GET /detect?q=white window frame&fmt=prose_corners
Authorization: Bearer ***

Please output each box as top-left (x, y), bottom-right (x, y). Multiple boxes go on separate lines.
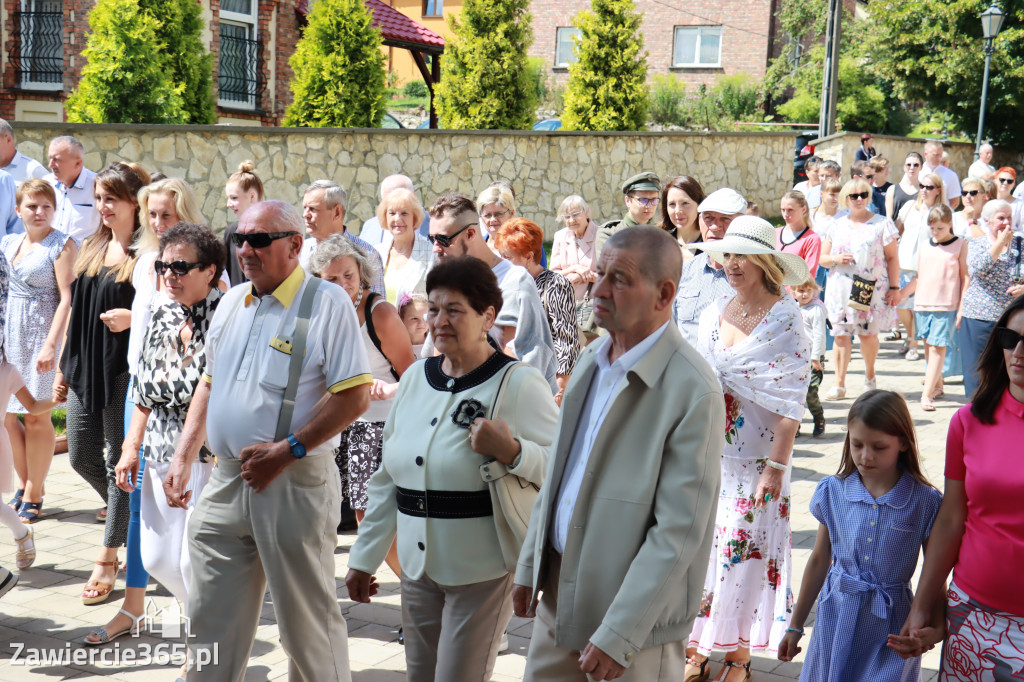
top-left (554, 27), bottom-right (580, 68)
top-left (423, 0), bottom-right (443, 17)
top-left (218, 0), bottom-right (259, 110)
top-left (672, 26), bottom-right (722, 68)
top-left (19, 0), bottom-right (63, 91)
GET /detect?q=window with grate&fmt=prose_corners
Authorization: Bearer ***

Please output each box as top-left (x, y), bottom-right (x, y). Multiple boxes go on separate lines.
top-left (14, 0), bottom-right (63, 90)
top-left (672, 26), bottom-right (722, 68)
top-left (218, 0), bottom-right (263, 109)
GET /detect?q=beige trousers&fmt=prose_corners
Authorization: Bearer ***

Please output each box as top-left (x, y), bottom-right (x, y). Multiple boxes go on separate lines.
top-left (523, 551), bottom-right (686, 682)
top-left (186, 453), bottom-right (351, 682)
top-left (400, 570), bottom-right (514, 682)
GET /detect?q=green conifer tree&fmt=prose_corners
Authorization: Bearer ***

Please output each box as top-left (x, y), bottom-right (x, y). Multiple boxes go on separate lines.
top-left (142, 0), bottom-right (217, 124)
top-left (434, 0), bottom-right (535, 130)
top-left (562, 0), bottom-right (649, 131)
top-left (284, 0), bottom-right (387, 128)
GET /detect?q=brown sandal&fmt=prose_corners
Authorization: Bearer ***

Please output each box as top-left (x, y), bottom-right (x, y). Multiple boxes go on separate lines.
top-left (685, 655), bottom-right (711, 682)
top-left (722, 660), bottom-right (752, 682)
top-left (82, 560), bottom-right (120, 605)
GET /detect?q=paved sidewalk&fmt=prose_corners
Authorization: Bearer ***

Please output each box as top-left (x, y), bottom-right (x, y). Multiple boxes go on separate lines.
top-left (1, 338), bottom-right (954, 681)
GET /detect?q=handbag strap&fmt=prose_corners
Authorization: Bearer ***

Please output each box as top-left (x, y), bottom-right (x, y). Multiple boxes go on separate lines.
top-left (479, 361), bottom-right (522, 481)
top-left (581, 281), bottom-right (593, 302)
top-left (274, 276), bottom-right (322, 442)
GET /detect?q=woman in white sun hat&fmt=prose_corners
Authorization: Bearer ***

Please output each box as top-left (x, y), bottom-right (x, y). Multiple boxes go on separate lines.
top-left (684, 215), bottom-right (812, 682)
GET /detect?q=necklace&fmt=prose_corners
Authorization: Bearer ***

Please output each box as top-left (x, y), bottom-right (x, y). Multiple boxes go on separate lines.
top-left (728, 297), bottom-right (770, 334)
top-left (354, 288), bottom-right (364, 309)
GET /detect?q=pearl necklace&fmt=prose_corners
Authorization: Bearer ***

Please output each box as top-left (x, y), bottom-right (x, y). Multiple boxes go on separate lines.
top-left (728, 297), bottom-right (770, 334)
top-left (354, 288), bottom-right (364, 309)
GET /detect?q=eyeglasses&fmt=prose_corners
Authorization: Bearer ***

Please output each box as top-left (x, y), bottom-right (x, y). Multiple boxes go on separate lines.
top-left (480, 210), bottom-right (508, 221)
top-left (998, 178), bottom-right (1016, 184)
top-left (230, 231), bottom-right (299, 248)
top-left (562, 210), bottom-right (585, 221)
top-left (847, 192), bottom-right (871, 200)
top-left (919, 185), bottom-right (938, 191)
top-left (629, 196), bottom-right (660, 207)
top-left (963, 190), bottom-right (981, 197)
top-left (154, 260), bottom-right (204, 277)
top-left (994, 327), bottom-right (1024, 351)
top-left (905, 162), bottom-right (921, 168)
top-left (427, 223), bottom-right (475, 248)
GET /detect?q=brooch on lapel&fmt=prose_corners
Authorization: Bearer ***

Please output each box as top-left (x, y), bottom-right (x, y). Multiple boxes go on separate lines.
top-left (451, 399), bottom-right (486, 429)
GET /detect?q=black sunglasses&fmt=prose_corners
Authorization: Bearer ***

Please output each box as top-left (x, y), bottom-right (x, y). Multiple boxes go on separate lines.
top-left (999, 178), bottom-right (1016, 184)
top-left (230, 231), bottom-right (300, 248)
top-left (848, 192), bottom-right (871, 200)
top-left (427, 223), bottom-right (475, 248)
top-left (859, 174), bottom-right (875, 180)
top-left (155, 260), bottom-right (204, 277)
top-left (963, 190), bottom-right (981, 196)
top-left (905, 162), bottom-right (921, 168)
top-left (919, 185), bottom-right (939, 191)
top-left (994, 327), bottom-right (1024, 351)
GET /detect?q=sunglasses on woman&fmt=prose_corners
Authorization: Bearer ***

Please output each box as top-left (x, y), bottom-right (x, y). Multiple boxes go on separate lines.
top-left (229, 231), bottom-right (300, 248)
top-left (919, 185), bottom-right (938, 191)
top-left (847, 192), bottom-right (871, 200)
top-left (963, 190), bottom-right (981, 196)
top-left (154, 260), bottom-right (205, 277)
top-left (994, 327), bottom-right (1024, 351)
top-left (905, 162), bottom-right (921, 168)
top-left (998, 178), bottom-right (1016, 184)
top-left (427, 222), bottom-right (475, 248)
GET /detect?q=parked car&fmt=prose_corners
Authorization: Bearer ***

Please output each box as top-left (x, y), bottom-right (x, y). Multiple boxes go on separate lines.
top-left (533, 118), bottom-right (562, 131)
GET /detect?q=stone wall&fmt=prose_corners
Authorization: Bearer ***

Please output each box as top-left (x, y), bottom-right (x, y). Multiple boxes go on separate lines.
top-left (11, 122), bottom-right (809, 235)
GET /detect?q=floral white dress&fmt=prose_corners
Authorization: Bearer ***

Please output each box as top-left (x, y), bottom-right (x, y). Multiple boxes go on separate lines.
top-left (688, 295), bottom-right (811, 655)
top-left (822, 214), bottom-right (899, 332)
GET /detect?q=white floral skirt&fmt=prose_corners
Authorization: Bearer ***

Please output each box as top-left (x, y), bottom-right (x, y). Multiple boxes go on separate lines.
top-left (941, 577), bottom-right (1024, 681)
top-left (688, 455), bottom-right (793, 655)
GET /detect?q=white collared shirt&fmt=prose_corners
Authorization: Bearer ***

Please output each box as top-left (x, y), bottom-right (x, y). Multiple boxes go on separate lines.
top-left (2, 149), bottom-right (48, 185)
top-left (550, 320), bottom-right (671, 553)
top-left (46, 168), bottom-right (99, 244)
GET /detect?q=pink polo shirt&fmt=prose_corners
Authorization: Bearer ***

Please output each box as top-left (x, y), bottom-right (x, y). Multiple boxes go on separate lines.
top-left (945, 390), bottom-right (1024, 616)
top-left (776, 226), bottom-right (822, 277)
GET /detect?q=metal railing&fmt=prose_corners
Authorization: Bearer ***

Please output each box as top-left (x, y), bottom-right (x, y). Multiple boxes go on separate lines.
top-left (8, 1), bottom-right (64, 89)
top-left (218, 28), bottom-right (265, 109)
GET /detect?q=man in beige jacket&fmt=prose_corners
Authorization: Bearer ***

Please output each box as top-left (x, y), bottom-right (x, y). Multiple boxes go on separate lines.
top-left (513, 226), bottom-right (725, 681)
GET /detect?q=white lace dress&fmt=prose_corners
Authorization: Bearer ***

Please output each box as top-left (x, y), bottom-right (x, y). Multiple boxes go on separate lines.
top-left (688, 295), bottom-right (811, 655)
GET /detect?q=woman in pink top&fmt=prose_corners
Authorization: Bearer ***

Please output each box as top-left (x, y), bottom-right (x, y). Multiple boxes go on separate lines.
top-left (549, 194), bottom-right (598, 301)
top-left (777, 190), bottom-right (821, 277)
top-left (896, 295), bottom-right (1024, 678)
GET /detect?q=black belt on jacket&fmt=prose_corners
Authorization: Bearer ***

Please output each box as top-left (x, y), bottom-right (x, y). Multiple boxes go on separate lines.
top-left (396, 487), bottom-right (494, 519)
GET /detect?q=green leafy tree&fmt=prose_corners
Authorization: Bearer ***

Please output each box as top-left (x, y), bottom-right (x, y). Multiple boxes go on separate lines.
top-left (143, 0), bottom-right (216, 123)
top-left (562, 0), bottom-right (649, 131)
top-left (284, 0), bottom-right (387, 127)
top-left (67, 0), bottom-right (188, 123)
top-left (870, 0), bottom-right (1024, 147)
top-left (434, 0), bottom-right (535, 130)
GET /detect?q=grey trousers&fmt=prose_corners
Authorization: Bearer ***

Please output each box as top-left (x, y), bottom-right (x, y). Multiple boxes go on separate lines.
top-left (400, 570), bottom-right (514, 682)
top-left (522, 551), bottom-right (686, 682)
top-left (186, 453), bottom-right (351, 682)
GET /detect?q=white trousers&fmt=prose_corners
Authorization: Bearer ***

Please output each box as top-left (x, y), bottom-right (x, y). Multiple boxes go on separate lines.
top-left (140, 458), bottom-right (213, 617)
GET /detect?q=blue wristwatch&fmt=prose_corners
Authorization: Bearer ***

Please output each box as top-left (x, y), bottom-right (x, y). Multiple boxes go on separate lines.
top-left (286, 434), bottom-right (307, 459)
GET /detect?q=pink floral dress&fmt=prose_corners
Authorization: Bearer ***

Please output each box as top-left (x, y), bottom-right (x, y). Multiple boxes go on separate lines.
top-left (688, 295), bottom-right (811, 656)
top-left (822, 214), bottom-right (899, 331)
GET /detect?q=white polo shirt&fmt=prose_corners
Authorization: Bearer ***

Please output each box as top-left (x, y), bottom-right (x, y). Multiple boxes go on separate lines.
top-left (46, 168), bottom-right (99, 244)
top-left (2, 149), bottom-right (48, 185)
top-left (203, 265), bottom-right (373, 459)
top-left (923, 163), bottom-right (962, 203)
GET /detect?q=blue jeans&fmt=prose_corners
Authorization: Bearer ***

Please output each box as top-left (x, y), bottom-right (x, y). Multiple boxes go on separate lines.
top-left (961, 317), bottom-right (996, 400)
top-left (123, 378), bottom-right (149, 590)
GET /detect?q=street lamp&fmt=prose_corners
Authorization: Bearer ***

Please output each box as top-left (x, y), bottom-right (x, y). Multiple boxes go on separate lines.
top-left (975, 3), bottom-right (1006, 159)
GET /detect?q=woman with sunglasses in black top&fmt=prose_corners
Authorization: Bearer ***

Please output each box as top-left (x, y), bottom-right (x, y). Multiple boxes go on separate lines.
top-left (885, 152), bottom-right (923, 225)
top-left (992, 167), bottom-right (1023, 232)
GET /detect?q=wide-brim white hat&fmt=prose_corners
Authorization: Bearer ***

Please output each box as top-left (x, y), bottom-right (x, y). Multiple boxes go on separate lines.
top-left (690, 215), bottom-right (812, 286)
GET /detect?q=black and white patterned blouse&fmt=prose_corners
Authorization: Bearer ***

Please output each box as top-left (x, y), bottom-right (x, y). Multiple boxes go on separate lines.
top-left (132, 287), bottom-right (223, 463)
top-left (534, 269), bottom-right (581, 376)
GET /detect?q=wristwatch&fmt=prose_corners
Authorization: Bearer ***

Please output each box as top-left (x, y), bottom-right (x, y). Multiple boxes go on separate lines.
top-left (286, 434), bottom-right (307, 459)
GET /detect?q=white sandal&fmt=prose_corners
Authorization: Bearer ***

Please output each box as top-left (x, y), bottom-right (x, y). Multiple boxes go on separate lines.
top-left (82, 608), bottom-right (145, 646)
top-left (824, 385), bottom-right (847, 400)
top-left (15, 527), bottom-right (35, 570)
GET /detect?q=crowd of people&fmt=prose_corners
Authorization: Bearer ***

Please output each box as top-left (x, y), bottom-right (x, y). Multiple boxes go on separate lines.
top-left (0, 118), bottom-right (1022, 682)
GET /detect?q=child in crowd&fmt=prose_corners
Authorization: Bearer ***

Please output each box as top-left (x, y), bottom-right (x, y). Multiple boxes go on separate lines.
top-left (899, 204), bottom-right (968, 411)
top-left (778, 391), bottom-right (944, 681)
top-left (792, 278), bottom-right (827, 436)
top-left (745, 201), bottom-right (760, 217)
top-left (398, 293), bottom-right (428, 357)
top-left (1, 354), bottom-right (60, 594)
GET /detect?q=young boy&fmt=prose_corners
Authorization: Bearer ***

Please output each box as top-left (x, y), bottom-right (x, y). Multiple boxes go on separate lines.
top-left (792, 277), bottom-right (827, 436)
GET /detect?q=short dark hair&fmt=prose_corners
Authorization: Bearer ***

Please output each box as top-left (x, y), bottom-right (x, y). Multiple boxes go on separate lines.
top-left (159, 222), bottom-right (226, 286)
top-left (658, 175), bottom-right (706, 232)
top-left (428, 191), bottom-right (477, 221)
top-left (850, 159), bottom-right (870, 179)
top-left (971, 295), bottom-right (1024, 423)
top-left (425, 255), bottom-right (503, 315)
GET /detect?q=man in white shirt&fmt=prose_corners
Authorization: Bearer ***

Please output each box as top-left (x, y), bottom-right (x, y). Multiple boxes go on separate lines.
top-left (358, 174), bottom-right (429, 244)
top-left (427, 191), bottom-right (558, 392)
top-left (0, 170), bottom-right (18, 236)
top-left (969, 143), bottom-right (996, 181)
top-left (513, 226), bottom-right (724, 681)
top-left (0, 119), bottom-right (48, 185)
top-left (922, 140), bottom-right (962, 209)
top-left (44, 135), bottom-right (99, 243)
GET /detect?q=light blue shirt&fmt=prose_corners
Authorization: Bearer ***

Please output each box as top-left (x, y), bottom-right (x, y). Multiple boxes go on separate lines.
top-left (2, 149), bottom-right (48, 186)
top-left (0, 170), bottom-right (21, 236)
top-left (299, 231), bottom-right (386, 298)
top-left (492, 258), bottom-right (558, 393)
top-left (674, 252), bottom-right (734, 346)
top-left (46, 168), bottom-right (99, 243)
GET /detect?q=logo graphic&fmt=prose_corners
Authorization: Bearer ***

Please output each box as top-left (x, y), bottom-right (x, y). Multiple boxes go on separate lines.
top-left (144, 598), bottom-right (193, 639)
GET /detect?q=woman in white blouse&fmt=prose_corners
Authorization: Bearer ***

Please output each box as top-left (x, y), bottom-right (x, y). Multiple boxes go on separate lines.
top-left (374, 188), bottom-right (435, 304)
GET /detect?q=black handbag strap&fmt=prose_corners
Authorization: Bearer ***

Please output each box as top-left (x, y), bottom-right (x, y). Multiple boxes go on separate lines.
top-left (363, 292), bottom-right (400, 380)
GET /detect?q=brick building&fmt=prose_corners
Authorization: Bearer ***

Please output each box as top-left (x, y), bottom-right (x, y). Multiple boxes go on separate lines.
top-left (0, 0), bottom-right (443, 124)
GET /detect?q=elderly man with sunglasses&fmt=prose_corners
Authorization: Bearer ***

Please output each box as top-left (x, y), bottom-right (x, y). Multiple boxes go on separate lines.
top-left (427, 191), bottom-right (558, 393)
top-left (165, 200), bottom-right (372, 681)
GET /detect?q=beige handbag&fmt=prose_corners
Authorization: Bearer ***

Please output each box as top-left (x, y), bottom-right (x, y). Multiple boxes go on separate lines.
top-left (479, 362), bottom-right (540, 572)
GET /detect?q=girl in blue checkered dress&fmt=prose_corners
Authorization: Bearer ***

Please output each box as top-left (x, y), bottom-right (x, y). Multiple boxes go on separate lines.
top-left (778, 391), bottom-right (944, 681)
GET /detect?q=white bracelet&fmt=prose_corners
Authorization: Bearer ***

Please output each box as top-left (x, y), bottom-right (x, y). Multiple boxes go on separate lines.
top-left (765, 459), bottom-right (789, 472)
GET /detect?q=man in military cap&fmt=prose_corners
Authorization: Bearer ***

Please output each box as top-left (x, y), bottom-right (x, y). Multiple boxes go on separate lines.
top-left (594, 171), bottom-right (661, 260)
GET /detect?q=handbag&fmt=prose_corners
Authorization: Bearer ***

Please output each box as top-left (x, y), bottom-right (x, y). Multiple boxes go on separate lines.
top-left (848, 274), bottom-right (875, 311)
top-left (478, 362), bottom-right (540, 572)
top-left (575, 282), bottom-right (594, 329)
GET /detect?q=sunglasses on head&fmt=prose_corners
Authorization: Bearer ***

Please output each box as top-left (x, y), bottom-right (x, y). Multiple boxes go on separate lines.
top-left (229, 231), bottom-right (299, 248)
top-left (994, 327), bottom-right (1024, 351)
top-left (427, 222), bottom-right (475, 248)
top-left (999, 178), bottom-right (1016, 184)
top-left (848, 192), bottom-right (871, 200)
top-left (919, 185), bottom-right (938, 191)
top-left (154, 260), bottom-right (204, 277)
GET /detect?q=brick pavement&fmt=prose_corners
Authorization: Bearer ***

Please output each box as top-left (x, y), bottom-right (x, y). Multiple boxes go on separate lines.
top-left (0, 338), bottom-right (954, 681)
